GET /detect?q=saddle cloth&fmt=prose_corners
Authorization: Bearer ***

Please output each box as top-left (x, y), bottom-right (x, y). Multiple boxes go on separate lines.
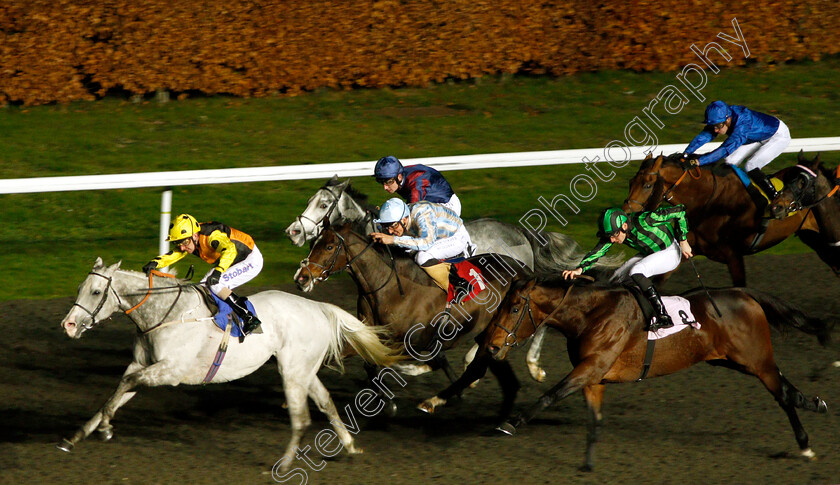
top-left (209, 293), bottom-right (258, 338)
top-left (445, 259), bottom-right (486, 304)
top-left (647, 296), bottom-right (701, 340)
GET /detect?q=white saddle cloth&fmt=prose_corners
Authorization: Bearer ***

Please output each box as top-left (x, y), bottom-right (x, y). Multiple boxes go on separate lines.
top-left (647, 296), bottom-right (701, 340)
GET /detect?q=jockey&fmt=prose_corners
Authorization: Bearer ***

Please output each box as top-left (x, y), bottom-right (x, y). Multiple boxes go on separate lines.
top-left (683, 100), bottom-right (791, 199)
top-left (143, 214), bottom-right (263, 335)
top-left (373, 155), bottom-right (462, 216)
top-left (562, 207), bottom-right (693, 332)
top-left (370, 198), bottom-right (474, 297)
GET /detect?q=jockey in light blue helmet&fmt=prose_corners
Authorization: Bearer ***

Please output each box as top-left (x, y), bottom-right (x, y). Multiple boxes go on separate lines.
top-left (374, 197), bottom-right (410, 231)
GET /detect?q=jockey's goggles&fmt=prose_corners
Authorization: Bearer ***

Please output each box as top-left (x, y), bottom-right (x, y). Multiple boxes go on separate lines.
top-left (171, 238), bottom-right (190, 247)
top-left (376, 177), bottom-right (397, 185)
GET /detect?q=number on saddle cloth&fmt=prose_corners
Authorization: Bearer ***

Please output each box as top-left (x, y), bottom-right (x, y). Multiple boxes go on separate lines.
top-left (444, 258), bottom-right (487, 304)
top-left (209, 293), bottom-right (258, 338)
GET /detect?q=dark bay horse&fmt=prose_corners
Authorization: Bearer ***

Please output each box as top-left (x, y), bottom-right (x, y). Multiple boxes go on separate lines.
top-left (295, 222), bottom-right (533, 414)
top-left (481, 277), bottom-right (830, 471)
top-left (623, 153), bottom-right (823, 286)
top-left (770, 152), bottom-right (840, 275)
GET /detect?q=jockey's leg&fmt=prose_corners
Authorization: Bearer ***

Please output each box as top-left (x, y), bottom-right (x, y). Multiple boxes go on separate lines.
top-left (631, 273), bottom-right (673, 331)
top-left (744, 120), bottom-right (791, 200)
top-left (418, 257), bottom-right (450, 292)
top-left (628, 243), bottom-right (682, 331)
top-left (748, 168), bottom-right (779, 199)
top-left (223, 291), bottom-right (261, 335)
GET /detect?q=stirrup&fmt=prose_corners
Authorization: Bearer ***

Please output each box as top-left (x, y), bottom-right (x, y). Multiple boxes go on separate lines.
top-left (241, 315), bottom-right (262, 335)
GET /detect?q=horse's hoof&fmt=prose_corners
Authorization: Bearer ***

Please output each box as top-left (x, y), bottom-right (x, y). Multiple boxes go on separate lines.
top-left (56, 439), bottom-right (74, 452)
top-left (495, 422), bottom-right (516, 436)
top-left (417, 396), bottom-right (445, 414)
top-left (815, 398), bottom-right (828, 414)
top-left (579, 464), bottom-right (594, 473)
top-left (800, 448), bottom-right (817, 460)
top-left (97, 427), bottom-right (114, 442)
top-left (469, 379), bottom-right (481, 389)
top-left (528, 365), bottom-right (546, 383)
top-left (832, 361), bottom-right (840, 368)
top-left (384, 400), bottom-right (398, 418)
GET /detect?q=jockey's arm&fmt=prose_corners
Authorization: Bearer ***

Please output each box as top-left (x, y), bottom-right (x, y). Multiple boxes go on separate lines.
top-left (207, 230), bottom-right (238, 272)
top-left (650, 205), bottom-right (690, 240)
top-left (151, 250), bottom-right (188, 269)
top-left (684, 127), bottom-right (716, 157)
top-left (697, 126), bottom-right (749, 166)
top-left (393, 209), bottom-right (437, 251)
top-left (576, 241), bottom-right (613, 273)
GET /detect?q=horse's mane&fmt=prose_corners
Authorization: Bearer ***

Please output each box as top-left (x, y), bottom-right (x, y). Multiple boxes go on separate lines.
top-left (324, 177), bottom-right (374, 209)
top-left (117, 268), bottom-right (196, 288)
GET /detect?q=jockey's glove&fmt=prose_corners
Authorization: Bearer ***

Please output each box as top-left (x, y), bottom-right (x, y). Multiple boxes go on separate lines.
top-left (205, 269), bottom-right (222, 287)
top-left (142, 261), bottom-right (158, 275)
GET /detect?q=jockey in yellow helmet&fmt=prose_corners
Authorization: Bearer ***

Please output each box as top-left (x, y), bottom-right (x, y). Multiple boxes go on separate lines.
top-left (143, 214), bottom-right (263, 335)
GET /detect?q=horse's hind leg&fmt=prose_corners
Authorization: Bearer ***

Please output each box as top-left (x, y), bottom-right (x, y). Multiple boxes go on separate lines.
top-left (582, 384), bottom-right (605, 472)
top-left (308, 376), bottom-right (360, 455)
top-left (755, 367), bottom-right (827, 459)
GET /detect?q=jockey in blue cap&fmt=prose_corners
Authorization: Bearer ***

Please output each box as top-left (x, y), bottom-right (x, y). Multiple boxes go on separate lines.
top-left (370, 197), bottom-right (474, 296)
top-left (373, 155), bottom-right (462, 216)
top-left (683, 100), bottom-right (790, 199)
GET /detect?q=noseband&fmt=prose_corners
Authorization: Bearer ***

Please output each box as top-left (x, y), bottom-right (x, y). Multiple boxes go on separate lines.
top-left (294, 185), bottom-right (342, 240)
top-left (71, 271), bottom-right (121, 331)
top-left (494, 284), bottom-right (574, 348)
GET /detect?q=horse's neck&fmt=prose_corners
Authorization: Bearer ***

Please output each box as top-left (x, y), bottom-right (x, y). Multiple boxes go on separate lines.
top-left (671, 168), bottom-right (750, 214)
top-left (344, 236), bottom-right (429, 296)
top-left (338, 192), bottom-right (369, 223)
top-left (114, 271), bottom-right (207, 331)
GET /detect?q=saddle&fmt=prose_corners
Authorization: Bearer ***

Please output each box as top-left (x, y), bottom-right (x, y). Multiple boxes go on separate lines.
top-left (196, 287), bottom-right (262, 338)
top-left (623, 284), bottom-right (699, 337)
top-left (444, 256), bottom-right (489, 304)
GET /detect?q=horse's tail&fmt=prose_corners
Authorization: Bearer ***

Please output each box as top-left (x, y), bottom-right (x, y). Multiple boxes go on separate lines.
top-left (319, 303), bottom-right (402, 370)
top-left (742, 288), bottom-right (834, 346)
top-left (525, 230), bottom-right (625, 276)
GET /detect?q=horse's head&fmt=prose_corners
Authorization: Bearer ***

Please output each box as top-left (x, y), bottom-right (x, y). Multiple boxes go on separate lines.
top-left (622, 153), bottom-right (673, 213)
top-left (285, 177), bottom-right (350, 247)
top-left (61, 257), bottom-right (122, 339)
top-left (770, 152), bottom-right (825, 219)
top-left (295, 223), bottom-right (358, 292)
top-left (485, 279), bottom-right (541, 361)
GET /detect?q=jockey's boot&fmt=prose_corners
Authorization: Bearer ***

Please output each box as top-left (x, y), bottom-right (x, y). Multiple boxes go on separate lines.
top-left (448, 263), bottom-right (472, 304)
top-left (631, 274), bottom-right (673, 332)
top-left (749, 168), bottom-right (778, 200)
top-left (420, 261), bottom-right (451, 293)
top-left (226, 293), bottom-right (261, 335)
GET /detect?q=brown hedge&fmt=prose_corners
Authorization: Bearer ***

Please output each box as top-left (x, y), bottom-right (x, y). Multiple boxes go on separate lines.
top-left (1, 0), bottom-right (838, 105)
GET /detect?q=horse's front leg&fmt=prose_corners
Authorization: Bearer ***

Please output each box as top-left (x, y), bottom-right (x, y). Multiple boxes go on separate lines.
top-left (418, 352), bottom-right (491, 414)
top-left (525, 326), bottom-right (547, 382)
top-left (582, 384), bottom-right (606, 472)
top-left (57, 360), bottom-right (177, 452)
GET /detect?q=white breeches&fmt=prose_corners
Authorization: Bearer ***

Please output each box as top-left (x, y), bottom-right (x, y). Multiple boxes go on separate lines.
top-left (725, 120), bottom-right (791, 171)
top-left (203, 245), bottom-right (264, 293)
top-left (611, 241), bottom-right (682, 283)
top-left (441, 193), bottom-right (462, 217)
top-left (415, 225), bottom-right (474, 265)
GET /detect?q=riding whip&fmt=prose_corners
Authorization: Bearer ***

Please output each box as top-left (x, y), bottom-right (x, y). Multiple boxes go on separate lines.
top-left (687, 257), bottom-right (722, 317)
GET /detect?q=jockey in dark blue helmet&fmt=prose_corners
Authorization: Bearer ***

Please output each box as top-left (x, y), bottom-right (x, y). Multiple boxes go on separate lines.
top-left (683, 100), bottom-right (790, 199)
top-left (373, 155), bottom-right (461, 216)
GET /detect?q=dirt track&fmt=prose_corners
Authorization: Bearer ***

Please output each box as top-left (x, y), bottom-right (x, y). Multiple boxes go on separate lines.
top-left (1, 253), bottom-right (839, 485)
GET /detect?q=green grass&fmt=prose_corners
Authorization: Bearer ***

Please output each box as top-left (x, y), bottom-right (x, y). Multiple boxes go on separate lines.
top-left (3, 58), bottom-right (840, 300)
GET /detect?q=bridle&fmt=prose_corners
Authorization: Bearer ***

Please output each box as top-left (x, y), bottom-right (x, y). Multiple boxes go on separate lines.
top-left (299, 228), bottom-right (404, 296)
top-left (71, 271), bottom-right (123, 331)
top-left (625, 162), bottom-right (707, 213)
top-left (493, 283), bottom-right (573, 348)
top-left (294, 184), bottom-right (343, 241)
top-left (774, 164), bottom-right (838, 216)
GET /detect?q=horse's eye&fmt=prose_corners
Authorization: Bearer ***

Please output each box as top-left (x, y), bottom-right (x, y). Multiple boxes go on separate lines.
top-left (92, 290), bottom-right (102, 296)
top-left (326, 245), bottom-right (334, 251)
top-left (512, 306), bottom-right (519, 314)
top-left (320, 203), bottom-right (328, 209)
top-left (643, 184), bottom-right (652, 189)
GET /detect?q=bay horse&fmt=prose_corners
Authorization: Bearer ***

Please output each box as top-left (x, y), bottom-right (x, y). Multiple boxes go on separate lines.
top-left (295, 222), bottom-right (537, 415)
top-left (623, 153), bottom-right (824, 286)
top-left (59, 258), bottom-right (399, 472)
top-left (769, 152), bottom-right (840, 275)
top-left (480, 277), bottom-right (831, 471)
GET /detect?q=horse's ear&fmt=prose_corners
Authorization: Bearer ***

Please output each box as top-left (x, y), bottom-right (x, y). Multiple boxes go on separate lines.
top-left (109, 260), bottom-right (122, 272)
top-left (643, 153), bottom-right (653, 160)
top-left (814, 152), bottom-right (821, 168)
top-left (651, 154), bottom-right (664, 171)
top-left (330, 174), bottom-right (340, 182)
top-left (798, 149), bottom-right (806, 163)
top-left (94, 257), bottom-right (104, 269)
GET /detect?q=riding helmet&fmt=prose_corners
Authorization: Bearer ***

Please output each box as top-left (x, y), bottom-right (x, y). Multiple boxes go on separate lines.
top-left (374, 156), bottom-right (404, 182)
top-left (167, 214), bottom-right (201, 242)
top-left (374, 198), bottom-right (410, 225)
top-left (597, 208), bottom-right (628, 237)
top-left (703, 100), bottom-right (731, 125)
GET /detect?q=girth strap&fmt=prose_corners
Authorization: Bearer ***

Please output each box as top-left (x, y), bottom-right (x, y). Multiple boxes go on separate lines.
top-left (637, 339), bottom-right (657, 381)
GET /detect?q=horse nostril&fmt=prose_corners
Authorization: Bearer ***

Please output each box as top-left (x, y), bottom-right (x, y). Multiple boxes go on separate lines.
top-left (488, 345), bottom-right (499, 356)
